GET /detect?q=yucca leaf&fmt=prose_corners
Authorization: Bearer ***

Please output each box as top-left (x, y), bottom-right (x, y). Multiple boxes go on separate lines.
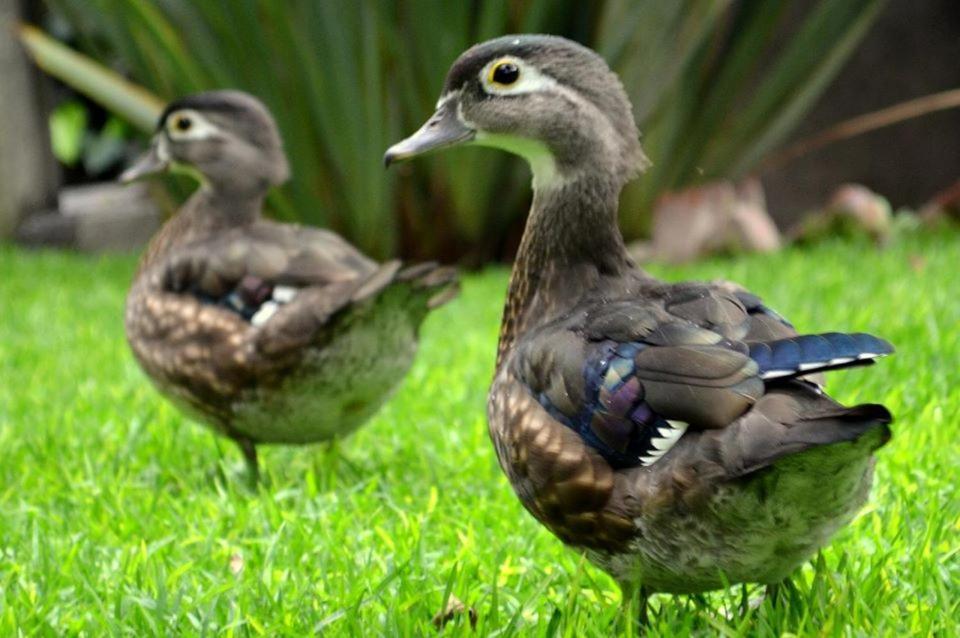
top-left (654, 2), bottom-right (789, 190)
top-left (726, 0), bottom-right (887, 176)
top-left (35, 0), bottom-right (886, 258)
top-left (19, 24), bottom-right (163, 131)
top-left (707, 0), bottom-right (887, 176)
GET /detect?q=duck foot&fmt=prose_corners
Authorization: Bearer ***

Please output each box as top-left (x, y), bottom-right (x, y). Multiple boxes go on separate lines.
top-left (745, 579), bottom-right (791, 613)
top-left (628, 585), bottom-right (651, 629)
top-left (236, 437), bottom-right (260, 486)
top-left (639, 586), bottom-right (651, 626)
top-left (765, 578), bottom-right (796, 607)
top-left (765, 582), bottom-right (782, 607)
top-left (320, 438), bottom-right (363, 477)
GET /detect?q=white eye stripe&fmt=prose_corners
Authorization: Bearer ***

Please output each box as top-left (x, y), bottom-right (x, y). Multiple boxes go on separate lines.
top-left (436, 90), bottom-right (460, 110)
top-left (166, 109), bottom-right (222, 141)
top-left (474, 57), bottom-right (621, 148)
top-left (455, 99), bottom-right (473, 128)
top-left (479, 57), bottom-right (558, 96)
top-left (156, 135), bottom-right (171, 162)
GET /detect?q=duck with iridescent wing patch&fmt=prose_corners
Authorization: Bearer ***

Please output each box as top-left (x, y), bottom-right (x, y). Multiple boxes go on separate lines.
top-left (123, 91), bottom-right (458, 480)
top-left (386, 36), bottom-right (893, 620)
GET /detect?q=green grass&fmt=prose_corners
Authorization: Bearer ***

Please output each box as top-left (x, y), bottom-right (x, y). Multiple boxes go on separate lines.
top-left (1, 229), bottom-right (958, 636)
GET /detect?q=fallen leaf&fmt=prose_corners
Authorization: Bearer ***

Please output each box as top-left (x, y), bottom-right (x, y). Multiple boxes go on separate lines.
top-left (229, 553), bottom-right (244, 576)
top-left (630, 178), bottom-right (780, 264)
top-left (432, 594), bottom-right (477, 630)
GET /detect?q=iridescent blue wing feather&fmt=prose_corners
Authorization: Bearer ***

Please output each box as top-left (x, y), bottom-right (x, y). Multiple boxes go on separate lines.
top-left (511, 284), bottom-right (893, 469)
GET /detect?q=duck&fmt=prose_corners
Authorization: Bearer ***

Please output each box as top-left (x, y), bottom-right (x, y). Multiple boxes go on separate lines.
top-left (123, 90), bottom-right (458, 480)
top-left (385, 35), bottom-right (893, 620)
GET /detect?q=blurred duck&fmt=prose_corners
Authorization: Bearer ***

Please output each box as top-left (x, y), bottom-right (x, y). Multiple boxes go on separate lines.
top-left (124, 90), bottom-right (457, 480)
top-left (386, 36), bottom-right (893, 619)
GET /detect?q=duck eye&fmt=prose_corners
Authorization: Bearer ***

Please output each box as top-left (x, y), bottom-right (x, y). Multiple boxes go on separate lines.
top-left (173, 115), bottom-right (192, 132)
top-left (490, 62), bottom-right (520, 86)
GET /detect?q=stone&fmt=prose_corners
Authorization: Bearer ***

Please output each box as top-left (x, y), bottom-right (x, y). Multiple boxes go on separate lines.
top-left (629, 178), bottom-right (781, 264)
top-left (16, 181), bottom-right (161, 252)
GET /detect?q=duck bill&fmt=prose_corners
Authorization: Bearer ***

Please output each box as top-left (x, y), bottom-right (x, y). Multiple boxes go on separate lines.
top-left (384, 100), bottom-right (475, 167)
top-left (119, 136), bottom-right (169, 183)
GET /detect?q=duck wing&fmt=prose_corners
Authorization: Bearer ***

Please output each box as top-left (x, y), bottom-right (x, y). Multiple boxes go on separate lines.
top-left (126, 222), bottom-right (457, 407)
top-left (509, 281), bottom-right (892, 470)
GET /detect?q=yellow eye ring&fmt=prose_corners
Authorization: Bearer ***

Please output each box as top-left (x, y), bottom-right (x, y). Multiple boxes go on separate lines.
top-left (169, 114), bottom-right (193, 133)
top-left (488, 60), bottom-right (521, 87)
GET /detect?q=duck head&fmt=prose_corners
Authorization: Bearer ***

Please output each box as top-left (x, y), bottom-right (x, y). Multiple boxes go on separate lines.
top-left (385, 35), bottom-right (648, 189)
top-left (121, 90), bottom-right (290, 196)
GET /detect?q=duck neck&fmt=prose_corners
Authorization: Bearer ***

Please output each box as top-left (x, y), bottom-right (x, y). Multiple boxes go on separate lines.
top-left (197, 186), bottom-right (266, 226)
top-left (497, 171), bottom-right (631, 367)
top-left (136, 185), bottom-right (264, 274)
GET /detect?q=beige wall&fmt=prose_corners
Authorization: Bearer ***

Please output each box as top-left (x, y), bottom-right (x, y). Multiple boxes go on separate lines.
top-left (0, 0), bottom-right (58, 238)
top-left (764, 1), bottom-right (960, 222)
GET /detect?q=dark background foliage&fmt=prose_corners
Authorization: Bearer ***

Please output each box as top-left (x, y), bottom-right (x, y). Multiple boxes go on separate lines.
top-left (38, 0), bottom-right (891, 261)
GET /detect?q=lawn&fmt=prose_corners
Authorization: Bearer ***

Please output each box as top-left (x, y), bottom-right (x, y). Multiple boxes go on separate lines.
top-left (1, 229), bottom-right (958, 636)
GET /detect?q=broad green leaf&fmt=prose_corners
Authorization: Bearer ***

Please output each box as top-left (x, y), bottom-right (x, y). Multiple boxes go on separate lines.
top-left (49, 100), bottom-right (88, 165)
top-left (19, 24), bottom-right (163, 131)
top-left (32, 1), bottom-right (886, 257)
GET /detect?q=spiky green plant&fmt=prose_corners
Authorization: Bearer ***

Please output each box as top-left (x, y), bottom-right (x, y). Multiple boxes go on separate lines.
top-left (32, 0), bottom-right (885, 260)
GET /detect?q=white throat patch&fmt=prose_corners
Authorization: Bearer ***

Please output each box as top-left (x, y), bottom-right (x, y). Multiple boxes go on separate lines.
top-left (474, 132), bottom-right (559, 190)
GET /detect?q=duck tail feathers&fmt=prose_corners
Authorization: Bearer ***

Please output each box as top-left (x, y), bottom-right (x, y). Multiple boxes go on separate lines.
top-left (749, 333), bottom-right (894, 381)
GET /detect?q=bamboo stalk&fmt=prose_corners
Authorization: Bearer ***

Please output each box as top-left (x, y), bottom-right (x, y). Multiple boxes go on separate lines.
top-left (763, 88), bottom-right (960, 172)
top-left (18, 24), bottom-right (163, 132)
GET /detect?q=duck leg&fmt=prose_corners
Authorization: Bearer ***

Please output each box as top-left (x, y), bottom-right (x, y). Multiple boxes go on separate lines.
top-left (624, 585), bottom-right (653, 635)
top-left (747, 578), bottom-right (790, 612)
top-left (236, 437), bottom-right (260, 484)
top-left (765, 577), bottom-right (797, 607)
top-left (637, 585), bottom-right (651, 628)
top-left (617, 583), bottom-right (651, 631)
top-left (765, 582), bottom-right (782, 606)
